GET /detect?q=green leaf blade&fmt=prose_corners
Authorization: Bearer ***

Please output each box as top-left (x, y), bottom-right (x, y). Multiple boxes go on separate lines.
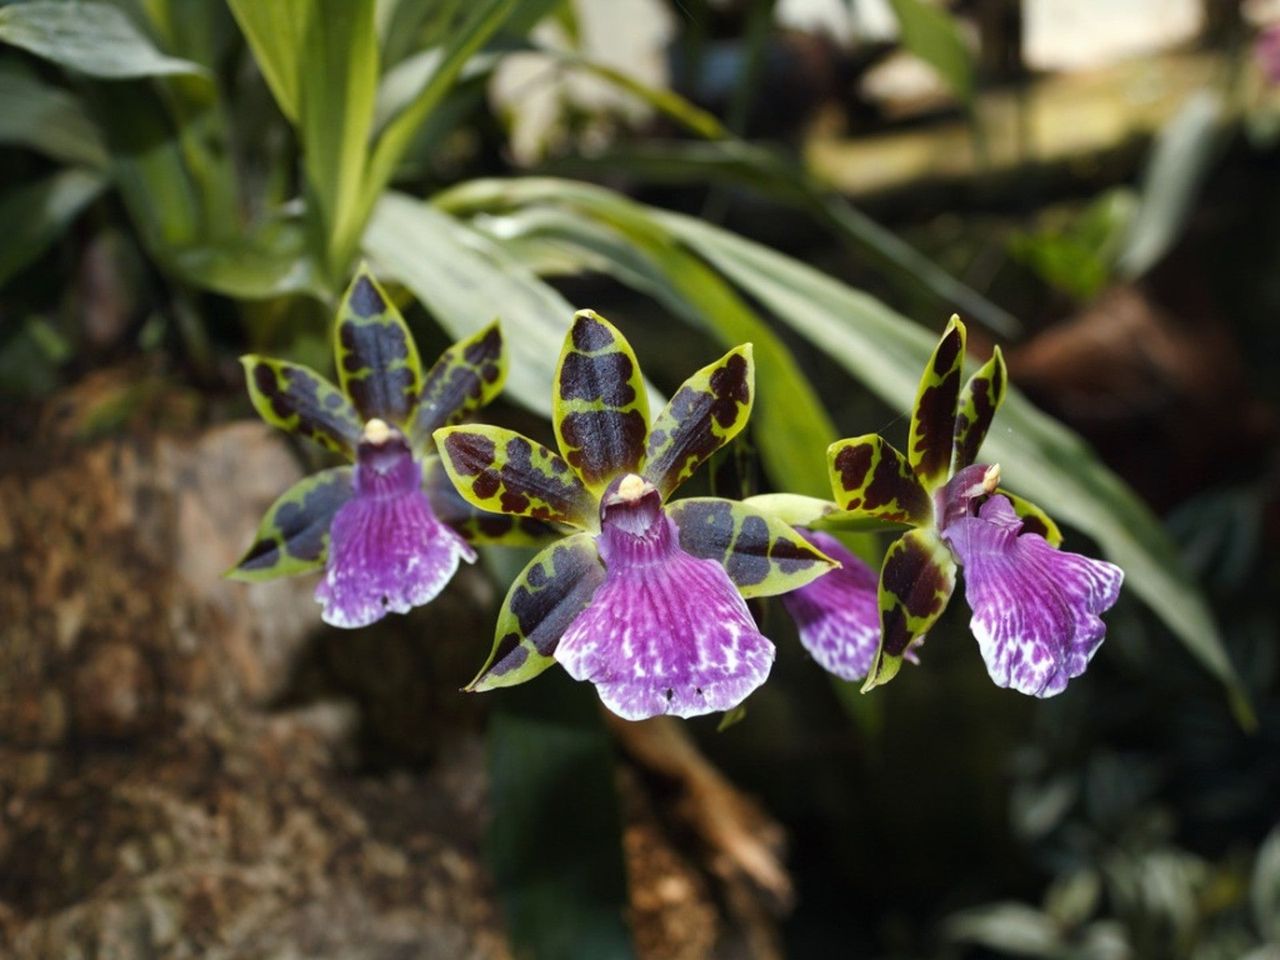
top-left (0, 1), bottom-right (207, 79)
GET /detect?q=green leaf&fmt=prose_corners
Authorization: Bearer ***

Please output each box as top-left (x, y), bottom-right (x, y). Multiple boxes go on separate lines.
top-left (423, 455), bottom-right (563, 547)
top-left (300, 0), bottom-right (379, 277)
top-left (998, 488), bottom-right (1063, 548)
top-left (487, 673), bottom-right (634, 959)
top-left (0, 60), bottom-right (107, 167)
top-left (333, 266), bottom-right (423, 425)
top-left (469, 533), bottom-right (605, 691)
top-left (227, 467), bottom-right (354, 581)
top-left (667, 497), bottom-right (835, 599)
top-left (553, 310), bottom-right (650, 495)
top-left (885, 0), bottom-right (975, 105)
top-left (653, 208), bottom-right (1249, 716)
top-left (227, 0), bottom-right (307, 121)
top-left (359, 0), bottom-right (516, 235)
top-left (828, 435), bottom-right (933, 527)
top-left (362, 193), bottom-right (597, 417)
top-left (240, 355), bottom-right (363, 457)
top-left (953, 346), bottom-right (1008, 472)
top-left (0, 169), bottom-right (104, 286)
top-left (434, 425), bottom-right (597, 529)
top-left (169, 218), bottom-right (324, 300)
top-left (0, 1), bottom-right (206, 78)
top-left (644, 344), bottom-right (754, 501)
top-left (411, 321), bottom-right (507, 449)
top-left (1118, 89), bottom-right (1225, 280)
top-left (865, 528), bottom-right (957, 692)
top-left (908, 315), bottom-right (965, 491)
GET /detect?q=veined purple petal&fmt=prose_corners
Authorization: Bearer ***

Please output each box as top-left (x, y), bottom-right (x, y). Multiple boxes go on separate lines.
top-left (942, 495), bottom-right (1123, 698)
top-left (555, 474), bottom-right (774, 720)
top-left (317, 422), bottom-right (476, 628)
top-left (781, 530), bottom-right (880, 681)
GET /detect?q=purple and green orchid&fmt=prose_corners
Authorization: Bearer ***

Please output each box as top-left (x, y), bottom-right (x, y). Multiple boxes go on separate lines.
top-left (433, 311), bottom-right (836, 721)
top-left (810, 316), bottom-right (1125, 697)
top-left (228, 266), bottom-right (552, 627)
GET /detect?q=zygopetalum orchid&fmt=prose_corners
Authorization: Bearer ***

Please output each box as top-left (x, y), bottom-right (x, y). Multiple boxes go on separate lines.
top-left (433, 311), bottom-right (836, 720)
top-left (228, 266), bottom-right (551, 627)
top-left (822, 315), bottom-right (1124, 697)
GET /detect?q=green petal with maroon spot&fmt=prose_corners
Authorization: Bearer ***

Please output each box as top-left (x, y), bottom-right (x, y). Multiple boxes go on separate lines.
top-left (333, 265), bottom-right (423, 425)
top-left (433, 424), bottom-right (597, 529)
top-left (908, 315), bottom-right (966, 491)
top-left (997, 487), bottom-right (1064, 548)
top-left (952, 346), bottom-right (1008, 472)
top-left (226, 467), bottom-right (355, 581)
top-left (827, 435), bottom-right (933, 527)
top-left (552, 310), bottom-right (650, 495)
top-left (468, 533), bottom-right (607, 691)
top-left (862, 528), bottom-right (957, 692)
top-left (643, 344), bottom-right (754, 501)
top-left (241, 355), bottom-right (363, 456)
top-left (667, 497), bottom-right (835, 599)
top-left (411, 320), bottom-right (506, 452)
top-left (422, 455), bottom-right (564, 547)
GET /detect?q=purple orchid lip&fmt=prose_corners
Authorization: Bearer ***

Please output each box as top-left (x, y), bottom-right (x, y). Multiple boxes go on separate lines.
top-left (941, 492), bottom-right (1123, 697)
top-left (936, 462), bottom-right (1001, 533)
top-left (316, 417), bottom-right (476, 628)
top-left (555, 471), bottom-right (775, 719)
top-left (782, 529), bottom-right (881, 682)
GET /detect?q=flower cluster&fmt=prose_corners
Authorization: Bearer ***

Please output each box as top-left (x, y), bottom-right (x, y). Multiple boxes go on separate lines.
top-left (764, 316), bottom-right (1124, 697)
top-left (232, 267), bottom-right (1123, 719)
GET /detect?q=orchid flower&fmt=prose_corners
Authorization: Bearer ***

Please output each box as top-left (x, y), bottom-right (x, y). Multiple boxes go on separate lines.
top-left (433, 311), bottom-right (835, 720)
top-left (228, 266), bottom-right (551, 627)
top-left (818, 316), bottom-right (1124, 697)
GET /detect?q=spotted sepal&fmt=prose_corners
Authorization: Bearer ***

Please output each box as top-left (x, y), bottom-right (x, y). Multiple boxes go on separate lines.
top-left (997, 488), bottom-right (1063, 548)
top-left (908, 315), bottom-right (966, 491)
top-left (952, 346), bottom-right (1007, 472)
top-left (551, 310), bottom-right (650, 495)
top-left (422, 456), bottom-right (563, 547)
top-left (827, 435), bottom-right (933, 527)
top-left (433, 425), bottom-right (597, 529)
top-left (333, 266), bottom-right (423, 425)
top-left (468, 533), bottom-right (606, 691)
top-left (863, 528), bottom-right (957, 692)
top-left (667, 497), bottom-right (836, 599)
top-left (226, 467), bottom-right (354, 581)
top-left (643, 344), bottom-right (754, 501)
top-left (743, 493), bottom-right (914, 534)
top-left (411, 321), bottom-right (506, 451)
top-left (241, 356), bottom-right (363, 456)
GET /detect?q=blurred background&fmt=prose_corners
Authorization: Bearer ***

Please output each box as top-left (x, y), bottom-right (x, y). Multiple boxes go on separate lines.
top-left (1, 0), bottom-right (1279, 957)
